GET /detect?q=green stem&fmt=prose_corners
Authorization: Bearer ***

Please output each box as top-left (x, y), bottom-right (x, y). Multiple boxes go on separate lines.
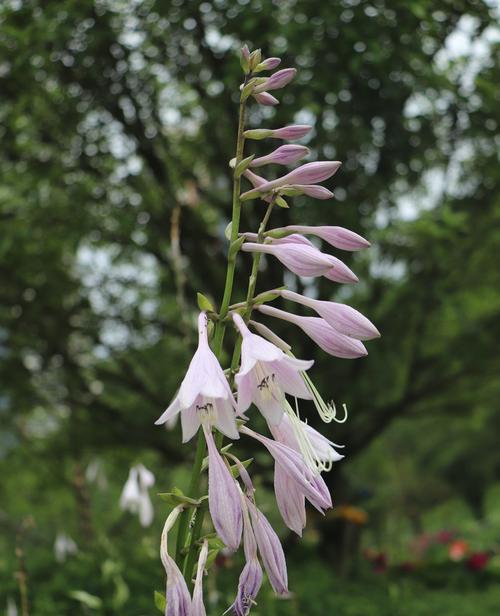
top-left (213, 94), bottom-right (248, 357)
top-left (176, 87), bottom-right (249, 578)
top-left (229, 199), bottom-right (275, 377)
top-left (174, 429), bottom-right (206, 564)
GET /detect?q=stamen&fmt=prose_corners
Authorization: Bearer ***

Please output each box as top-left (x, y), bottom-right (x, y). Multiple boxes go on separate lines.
top-left (196, 401), bottom-right (217, 424)
top-left (300, 371), bottom-right (348, 424)
top-left (283, 399), bottom-right (329, 474)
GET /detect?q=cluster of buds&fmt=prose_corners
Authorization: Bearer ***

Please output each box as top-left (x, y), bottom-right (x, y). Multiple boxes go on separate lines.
top-left (155, 45), bottom-right (379, 615)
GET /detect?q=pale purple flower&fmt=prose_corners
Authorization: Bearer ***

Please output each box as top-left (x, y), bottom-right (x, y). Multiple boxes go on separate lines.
top-left (226, 490), bottom-right (263, 615)
top-left (254, 68), bottom-right (296, 93)
top-left (257, 57), bottom-right (281, 70)
top-left (258, 305), bottom-right (368, 358)
top-left (281, 290), bottom-right (380, 340)
top-left (257, 161), bottom-right (341, 192)
top-left (232, 313), bottom-right (313, 424)
top-left (272, 225), bottom-right (370, 250)
top-left (274, 463), bottom-right (306, 536)
top-left (272, 124), bottom-right (312, 140)
top-left (271, 414), bottom-right (344, 470)
top-left (204, 425), bottom-right (243, 551)
top-left (119, 464), bottom-right (155, 527)
top-left (252, 91), bottom-right (279, 106)
top-left (246, 499), bottom-right (289, 596)
top-left (250, 145), bottom-right (309, 168)
top-left (155, 312), bottom-right (239, 442)
top-left (160, 506), bottom-right (192, 616)
top-left (240, 426), bottom-right (332, 511)
top-left (191, 540), bottom-right (209, 616)
top-left (241, 242), bottom-right (332, 277)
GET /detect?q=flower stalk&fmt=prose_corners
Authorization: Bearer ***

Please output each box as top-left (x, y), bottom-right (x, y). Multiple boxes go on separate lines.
top-left (154, 44), bottom-right (380, 615)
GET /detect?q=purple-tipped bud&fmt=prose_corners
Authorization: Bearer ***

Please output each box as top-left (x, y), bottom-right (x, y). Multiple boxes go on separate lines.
top-left (284, 184), bottom-right (334, 199)
top-left (281, 290), bottom-right (380, 340)
top-left (323, 255), bottom-right (359, 284)
top-left (256, 57), bottom-right (281, 71)
top-left (160, 507), bottom-right (192, 616)
top-left (226, 495), bottom-right (263, 616)
top-left (258, 305), bottom-right (368, 359)
top-left (241, 45), bottom-right (251, 62)
top-left (247, 499), bottom-right (289, 596)
top-left (241, 242), bottom-right (332, 278)
top-left (254, 68), bottom-right (297, 93)
top-left (251, 145), bottom-right (309, 168)
top-left (272, 225), bottom-right (370, 251)
top-left (253, 91), bottom-right (279, 106)
top-left (204, 426), bottom-right (243, 551)
top-left (258, 161), bottom-right (341, 192)
top-left (272, 125), bottom-right (312, 140)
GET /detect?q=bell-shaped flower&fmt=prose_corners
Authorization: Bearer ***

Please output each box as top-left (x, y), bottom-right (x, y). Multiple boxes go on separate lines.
top-left (281, 290), bottom-right (380, 340)
top-left (271, 413), bottom-right (344, 472)
top-left (119, 464), bottom-right (155, 527)
top-left (160, 506), bottom-right (192, 616)
top-left (271, 225), bottom-right (370, 251)
top-left (240, 426), bottom-right (332, 512)
top-left (246, 498), bottom-right (289, 596)
top-left (226, 488), bottom-right (263, 616)
top-left (258, 305), bottom-right (367, 359)
top-left (241, 241), bottom-right (332, 278)
top-left (204, 425), bottom-right (243, 551)
top-left (54, 532), bottom-right (78, 563)
top-left (250, 145), bottom-right (309, 168)
top-left (155, 312), bottom-right (239, 442)
top-left (232, 313), bottom-right (313, 425)
top-left (191, 540), bottom-right (209, 616)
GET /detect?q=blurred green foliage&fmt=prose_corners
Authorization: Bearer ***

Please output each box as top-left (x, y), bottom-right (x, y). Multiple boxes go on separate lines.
top-left (1, 0), bottom-right (499, 613)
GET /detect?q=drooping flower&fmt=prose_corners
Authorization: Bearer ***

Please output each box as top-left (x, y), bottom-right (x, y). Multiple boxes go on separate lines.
top-left (191, 540), bottom-right (209, 616)
top-left (240, 426), bottom-right (332, 513)
top-left (155, 312), bottom-right (239, 442)
top-left (241, 242), bottom-right (333, 278)
top-left (270, 225), bottom-right (370, 250)
top-left (204, 424), bottom-right (243, 551)
top-left (246, 498), bottom-right (289, 596)
top-left (280, 289), bottom-right (380, 340)
top-left (226, 488), bottom-right (263, 616)
top-left (119, 464), bottom-right (155, 527)
top-left (250, 145), bottom-right (309, 168)
top-left (258, 305), bottom-right (367, 358)
top-left (232, 313), bottom-right (313, 424)
top-left (273, 463), bottom-right (306, 536)
top-left (160, 506), bottom-right (192, 616)
top-left (54, 532), bottom-right (78, 563)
